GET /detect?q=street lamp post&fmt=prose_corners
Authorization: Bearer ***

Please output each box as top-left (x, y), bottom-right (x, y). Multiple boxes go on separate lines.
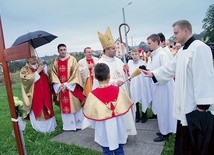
top-left (131, 34), bottom-right (136, 49)
top-left (131, 36), bottom-right (133, 49)
top-left (122, 2), bottom-right (132, 63)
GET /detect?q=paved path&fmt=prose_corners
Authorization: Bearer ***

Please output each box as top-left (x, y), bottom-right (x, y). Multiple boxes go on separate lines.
top-left (51, 119), bottom-right (164, 155)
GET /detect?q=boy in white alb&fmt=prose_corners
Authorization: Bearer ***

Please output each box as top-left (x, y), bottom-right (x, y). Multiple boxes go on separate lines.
top-left (93, 27), bottom-right (137, 136)
top-left (83, 63), bottom-right (133, 155)
top-left (128, 49), bottom-right (152, 123)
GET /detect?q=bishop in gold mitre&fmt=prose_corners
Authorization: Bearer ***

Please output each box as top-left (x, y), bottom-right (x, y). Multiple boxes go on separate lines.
top-left (95, 27), bottom-right (137, 136)
top-left (97, 27), bottom-right (115, 50)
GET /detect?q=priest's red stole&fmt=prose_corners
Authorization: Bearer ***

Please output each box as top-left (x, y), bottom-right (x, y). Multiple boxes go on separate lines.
top-left (58, 59), bottom-right (71, 114)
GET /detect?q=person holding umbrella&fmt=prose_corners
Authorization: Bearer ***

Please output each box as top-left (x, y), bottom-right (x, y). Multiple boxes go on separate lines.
top-left (51, 44), bottom-right (85, 131)
top-left (20, 49), bottom-right (57, 133)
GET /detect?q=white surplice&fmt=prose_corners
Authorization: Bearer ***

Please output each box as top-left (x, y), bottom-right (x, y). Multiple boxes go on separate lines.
top-left (148, 47), bottom-right (177, 134)
top-left (163, 46), bottom-right (174, 59)
top-left (128, 59), bottom-right (152, 112)
top-left (89, 116), bottom-right (127, 150)
top-left (152, 40), bottom-right (214, 126)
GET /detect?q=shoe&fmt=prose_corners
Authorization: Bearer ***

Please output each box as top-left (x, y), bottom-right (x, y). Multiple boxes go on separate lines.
top-left (135, 112), bottom-right (140, 123)
top-left (76, 129), bottom-right (81, 131)
top-left (63, 130), bottom-right (73, 132)
top-left (149, 114), bottom-right (157, 119)
top-left (141, 111), bottom-right (147, 123)
top-left (156, 132), bottom-right (162, 136)
top-left (135, 117), bottom-right (140, 123)
top-left (141, 117), bottom-right (147, 123)
top-left (154, 135), bottom-right (166, 142)
top-left (63, 129), bottom-right (81, 132)
top-left (135, 103), bottom-right (140, 123)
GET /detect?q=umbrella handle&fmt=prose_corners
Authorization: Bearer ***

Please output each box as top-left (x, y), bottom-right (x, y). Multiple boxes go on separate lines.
top-left (35, 50), bottom-right (44, 65)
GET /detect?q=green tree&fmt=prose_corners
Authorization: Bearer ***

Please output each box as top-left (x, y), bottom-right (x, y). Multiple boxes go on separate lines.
top-left (202, 4), bottom-right (214, 43)
top-left (138, 41), bottom-right (149, 52)
top-left (71, 52), bottom-right (84, 61)
top-left (194, 31), bottom-right (206, 40)
top-left (8, 60), bottom-right (25, 73)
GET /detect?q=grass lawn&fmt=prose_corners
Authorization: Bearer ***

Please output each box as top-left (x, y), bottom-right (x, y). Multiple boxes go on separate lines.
top-left (0, 83), bottom-right (101, 155)
top-left (0, 82), bottom-right (174, 155)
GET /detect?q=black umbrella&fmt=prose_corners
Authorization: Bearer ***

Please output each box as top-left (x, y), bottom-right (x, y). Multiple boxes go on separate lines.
top-left (186, 110), bottom-right (214, 155)
top-left (12, 30), bottom-right (57, 48)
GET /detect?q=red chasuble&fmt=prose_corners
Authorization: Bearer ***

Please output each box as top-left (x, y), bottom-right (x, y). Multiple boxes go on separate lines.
top-left (31, 68), bottom-right (55, 120)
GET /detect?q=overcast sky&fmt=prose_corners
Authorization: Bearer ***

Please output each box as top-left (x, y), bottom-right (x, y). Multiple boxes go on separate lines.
top-left (0, 0), bottom-right (213, 56)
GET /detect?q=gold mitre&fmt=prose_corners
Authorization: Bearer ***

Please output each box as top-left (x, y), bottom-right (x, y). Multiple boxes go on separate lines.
top-left (97, 27), bottom-right (115, 49)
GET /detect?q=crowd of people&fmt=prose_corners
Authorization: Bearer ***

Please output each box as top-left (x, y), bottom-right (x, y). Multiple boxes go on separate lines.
top-left (19, 19), bottom-right (214, 155)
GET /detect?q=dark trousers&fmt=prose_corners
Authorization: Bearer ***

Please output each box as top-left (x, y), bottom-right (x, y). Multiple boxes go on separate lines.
top-left (174, 121), bottom-right (195, 155)
top-left (101, 144), bottom-right (124, 155)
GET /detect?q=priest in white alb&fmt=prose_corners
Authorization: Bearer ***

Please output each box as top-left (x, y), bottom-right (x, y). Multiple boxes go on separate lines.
top-left (78, 47), bottom-right (98, 96)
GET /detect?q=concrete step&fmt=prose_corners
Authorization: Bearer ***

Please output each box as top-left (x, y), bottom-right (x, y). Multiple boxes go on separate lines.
top-left (51, 119), bottom-right (164, 155)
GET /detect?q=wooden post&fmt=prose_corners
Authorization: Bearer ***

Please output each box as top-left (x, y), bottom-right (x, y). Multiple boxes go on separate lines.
top-left (0, 17), bottom-right (32, 155)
